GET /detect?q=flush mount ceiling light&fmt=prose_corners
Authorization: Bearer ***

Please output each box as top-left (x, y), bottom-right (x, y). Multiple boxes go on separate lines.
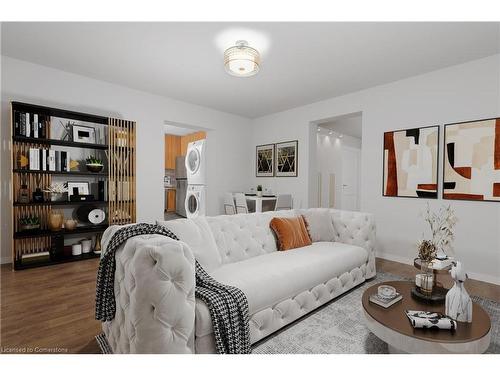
top-left (224, 40), bottom-right (260, 77)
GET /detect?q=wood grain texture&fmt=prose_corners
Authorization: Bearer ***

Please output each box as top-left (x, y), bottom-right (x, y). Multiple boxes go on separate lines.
top-left (1, 257), bottom-right (497, 354)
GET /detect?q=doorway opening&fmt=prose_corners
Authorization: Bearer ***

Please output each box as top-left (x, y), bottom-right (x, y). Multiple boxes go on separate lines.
top-left (164, 121), bottom-right (206, 221)
top-left (314, 112), bottom-right (362, 211)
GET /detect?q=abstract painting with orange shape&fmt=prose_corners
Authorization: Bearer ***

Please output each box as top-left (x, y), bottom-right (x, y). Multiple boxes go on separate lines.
top-left (383, 126), bottom-right (439, 198)
top-left (444, 118), bottom-right (500, 201)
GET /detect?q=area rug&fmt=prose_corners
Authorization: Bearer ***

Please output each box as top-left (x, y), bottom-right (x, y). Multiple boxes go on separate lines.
top-left (95, 272), bottom-right (499, 354)
top-left (252, 272), bottom-right (499, 354)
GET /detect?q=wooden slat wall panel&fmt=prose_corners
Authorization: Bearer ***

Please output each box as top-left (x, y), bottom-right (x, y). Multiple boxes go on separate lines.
top-left (108, 118), bottom-right (136, 225)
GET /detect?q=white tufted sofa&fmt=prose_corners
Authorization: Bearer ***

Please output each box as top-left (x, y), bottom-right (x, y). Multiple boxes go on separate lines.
top-left (101, 208), bottom-right (376, 353)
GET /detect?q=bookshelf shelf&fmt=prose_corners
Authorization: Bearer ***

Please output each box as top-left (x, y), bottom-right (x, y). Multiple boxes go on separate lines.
top-left (13, 169), bottom-right (107, 176)
top-left (13, 136), bottom-right (108, 150)
top-left (10, 101), bottom-right (136, 270)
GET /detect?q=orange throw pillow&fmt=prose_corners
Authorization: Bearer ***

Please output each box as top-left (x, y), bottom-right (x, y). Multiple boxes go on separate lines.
top-left (270, 216), bottom-right (312, 251)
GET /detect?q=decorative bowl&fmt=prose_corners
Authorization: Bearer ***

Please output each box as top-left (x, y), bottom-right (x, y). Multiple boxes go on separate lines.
top-left (86, 163), bottom-right (104, 173)
top-left (377, 285), bottom-right (397, 299)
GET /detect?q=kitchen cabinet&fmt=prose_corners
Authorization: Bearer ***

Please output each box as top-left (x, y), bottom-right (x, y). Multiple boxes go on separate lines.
top-left (165, 134), bottom-right (181, 169)
top-left (166, 189), bottom-right (176, 212)
top-left (180, 131), bottom-right (206, 155)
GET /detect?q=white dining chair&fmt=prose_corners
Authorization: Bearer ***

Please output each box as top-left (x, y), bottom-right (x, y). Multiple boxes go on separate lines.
top-left (274, 194), bottom-right (293, 211)
top-left (234, 193), bottom-right (251, 214)
top-left (224, 193), bottom-right (236, 215)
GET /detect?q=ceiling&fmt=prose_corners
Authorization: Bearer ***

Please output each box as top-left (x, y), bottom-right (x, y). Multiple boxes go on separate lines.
top-left (2, 22), bottom-right (499, 118)
top-left (319, 115), bottom-right (362, 139)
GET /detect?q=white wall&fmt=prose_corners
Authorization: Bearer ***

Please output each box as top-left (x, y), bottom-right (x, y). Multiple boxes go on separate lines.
top-left (251, 54), bottom-right (500, 284)
top-left (0, 56), bottom-right (252, 264)
top-left (316, 133), bottom-right (361, 209)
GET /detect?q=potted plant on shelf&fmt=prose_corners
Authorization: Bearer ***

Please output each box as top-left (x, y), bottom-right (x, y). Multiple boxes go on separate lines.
top-left (19, 216), bottom-right (41, 232)
top-left (44, 182), bottom-right (68, 202)
top-left (86, 156), bottom-right (104, 173)
top-left (256, 185), bottom-right (263, 197)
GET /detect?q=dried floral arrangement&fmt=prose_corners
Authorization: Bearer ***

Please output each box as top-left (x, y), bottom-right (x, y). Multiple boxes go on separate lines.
top-left (417, 239), bottom-right (436, 262)
top-left (421, 203), bottom-right (458, 259)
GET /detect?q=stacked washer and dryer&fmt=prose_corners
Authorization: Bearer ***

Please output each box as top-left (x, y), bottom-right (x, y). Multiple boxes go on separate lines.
top-left (184, 139), bottom-right (207, 218)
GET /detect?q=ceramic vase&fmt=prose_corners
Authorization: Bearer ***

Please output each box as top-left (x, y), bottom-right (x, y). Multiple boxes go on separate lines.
top-left (48, 211), bottom-right (64, 231)
top-left (445, 261), bottom-right (472, 323)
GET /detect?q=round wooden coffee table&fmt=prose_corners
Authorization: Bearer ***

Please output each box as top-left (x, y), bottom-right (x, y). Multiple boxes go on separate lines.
top-left (362, 281), bottom-right (491, 353)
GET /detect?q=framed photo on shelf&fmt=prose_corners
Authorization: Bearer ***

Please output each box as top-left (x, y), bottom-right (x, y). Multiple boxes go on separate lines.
top-left (256, 144), bottom-right (275, 177)
top-left (67, 181), bottom-right (90, 199)
top-left (275, 140), bottom-right (298, 177)
top-left (72, 125), bottom-right (96, 144)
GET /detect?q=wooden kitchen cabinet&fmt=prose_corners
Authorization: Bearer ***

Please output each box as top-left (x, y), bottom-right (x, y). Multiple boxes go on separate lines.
top-left (165, 134), bottom-right (181, 169)
top-left (166, 189), bottom-right (176, 212)
top-left (180, 131), bottom-right (206, 155)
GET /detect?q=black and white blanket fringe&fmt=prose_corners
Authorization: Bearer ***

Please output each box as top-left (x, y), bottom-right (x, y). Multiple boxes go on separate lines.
top-left (95, 223), bottom-right (250, 354)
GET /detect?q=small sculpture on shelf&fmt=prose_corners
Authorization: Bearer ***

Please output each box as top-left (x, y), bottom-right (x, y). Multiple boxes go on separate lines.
top-left (64, 219), bottom-right (78, 231)
top-left (256, 185), bottom-right (263, 197)
top-left (44, 182), bottom-right (68, 202)
top-left (85, 155), bottom-right (104, 173)
top-left (446, 261), bottom-right (472, 323)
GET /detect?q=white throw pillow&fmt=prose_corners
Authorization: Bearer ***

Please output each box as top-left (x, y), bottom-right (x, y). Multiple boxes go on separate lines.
top-left (157, 217), bottom-right (222, 272)
top-left (299, 208), bottom-right (335, 242)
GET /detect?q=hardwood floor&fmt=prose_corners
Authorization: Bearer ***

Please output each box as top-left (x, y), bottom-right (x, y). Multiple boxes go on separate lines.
top-left (1, 257), bottom-right (498, 354)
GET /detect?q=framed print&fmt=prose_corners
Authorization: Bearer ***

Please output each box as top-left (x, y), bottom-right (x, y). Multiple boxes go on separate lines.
top-left (275, 140), bottom-right (298, 177)
top-left (443, 117), bottom-right (500, 202)
top-left (67, 181), bottom-right (90, 199)
top-left (383, 125), bottom-right (439, 198)
top-left (72, 125), bottom-right (96, 144)
top-left (256, 144), bottom-right (275, 177)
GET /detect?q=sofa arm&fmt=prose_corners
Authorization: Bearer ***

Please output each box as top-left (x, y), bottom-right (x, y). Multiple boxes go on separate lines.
top-left (102, 228), bottom-right (196, 353)
top-left (330, 209), bottom-right (377, 279)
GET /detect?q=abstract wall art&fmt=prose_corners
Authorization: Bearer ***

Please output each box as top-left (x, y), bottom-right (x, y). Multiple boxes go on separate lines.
top-left (383, 126), bottom-right (439, 198)
top-left (443, 118), bottom-right (500, 202)
top-left (275, 140), bottom-right (298, 177)
top-left (256, 143), bottom-right (275, 177)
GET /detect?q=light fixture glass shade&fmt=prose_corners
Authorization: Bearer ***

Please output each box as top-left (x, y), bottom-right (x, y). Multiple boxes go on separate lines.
top-left (224, 40), bottom-right (260, 77)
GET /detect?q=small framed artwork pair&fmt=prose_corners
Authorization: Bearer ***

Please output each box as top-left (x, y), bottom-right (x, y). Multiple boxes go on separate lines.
top-left (256, 140), bottom-right (298, 177)
top-left (383, 117), bottom-right (500, 202)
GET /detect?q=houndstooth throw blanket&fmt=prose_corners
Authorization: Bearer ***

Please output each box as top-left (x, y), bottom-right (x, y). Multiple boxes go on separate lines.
top-left (95, 223), bottom-right (250, 354)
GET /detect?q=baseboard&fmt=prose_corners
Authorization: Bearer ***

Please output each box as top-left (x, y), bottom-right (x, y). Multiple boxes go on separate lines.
top-left (1, 256), bottom-right (12, 265)
top-left (376, 252), bottom-right (500, 286)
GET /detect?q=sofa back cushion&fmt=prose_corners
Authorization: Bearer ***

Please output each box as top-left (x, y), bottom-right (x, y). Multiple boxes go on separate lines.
top-left (156, 216), bottom-right (222, 272)
top-left (206, 210), bottom-right (297, 265)
top-left (269, 215), bottom-right (312, 251)
top-left (297, 208), bottom-right (335, 242)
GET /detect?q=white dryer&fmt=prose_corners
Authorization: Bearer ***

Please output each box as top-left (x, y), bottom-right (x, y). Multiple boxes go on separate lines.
top-left (185, 184), bottom-right (206, 219)
top-left (185, 139), bottom-right (206, 185)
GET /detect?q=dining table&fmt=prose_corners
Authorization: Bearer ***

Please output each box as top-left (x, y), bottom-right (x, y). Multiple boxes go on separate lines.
top-left (245, 195), bottom-right (277, 213)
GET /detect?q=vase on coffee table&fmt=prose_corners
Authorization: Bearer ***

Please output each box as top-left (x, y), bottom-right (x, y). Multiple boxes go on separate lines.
top-left (412, 258), bottom-right (451, 303)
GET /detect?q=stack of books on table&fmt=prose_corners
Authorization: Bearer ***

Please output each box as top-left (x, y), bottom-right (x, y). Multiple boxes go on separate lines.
top-left (369, 291), bottom-right (403, 308)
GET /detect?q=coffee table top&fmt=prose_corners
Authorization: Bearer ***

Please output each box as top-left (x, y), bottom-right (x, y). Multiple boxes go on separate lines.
top-left (362, 281), bottom-right (491, 344)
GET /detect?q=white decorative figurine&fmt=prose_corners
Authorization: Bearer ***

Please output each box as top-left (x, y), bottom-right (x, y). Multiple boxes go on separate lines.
top-left (445, 261), bottom-right (472, 323)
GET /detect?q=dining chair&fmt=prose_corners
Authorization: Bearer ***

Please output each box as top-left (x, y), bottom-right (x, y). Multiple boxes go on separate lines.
top-left (234, 193), bottom-right (251, 214)
top-left (274, 194), bottom-right (293, 211)
top-left (223, 193), bottom-right (236, 215)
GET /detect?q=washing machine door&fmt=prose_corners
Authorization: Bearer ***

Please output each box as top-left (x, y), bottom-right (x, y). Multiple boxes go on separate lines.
top-left (186, 146), bottom-right (201, 176)
top-left (185, 192), bottom-right (199, 218)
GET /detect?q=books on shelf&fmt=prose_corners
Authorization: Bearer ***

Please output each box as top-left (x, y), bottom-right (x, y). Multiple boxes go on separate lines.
top-left (27, 148), bottom-right (70, 172)
top-left (369, 292), bottom-right (403, 308)
top-left (405, 310), bottom-right (457, 330)
top-left (14, 110), bottom-right (49, 139)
